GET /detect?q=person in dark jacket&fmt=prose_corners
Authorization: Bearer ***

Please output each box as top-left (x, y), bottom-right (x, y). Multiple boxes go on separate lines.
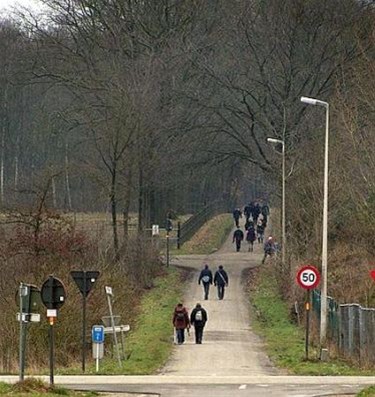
top-left (262, 236), bottom-right (276, 264)
top-left (257, 219), bottom-right (265, 243)
top-left (246, 224), bottom-right (256, 252)
top-left (232, 208), bottom-right (242, 227)
top-left (252, 203), bottom-right (261, 224)
top-left (233, 227), bottom-right (244, 252)
top-left (243, 203), bottom-right (252, 222)
top-left (214, 265), bottom-right (229, 300)
top-left (190, 303), bottom-right (208, 344)
top-left (198, 264), bottom-right (213, 300)
top-left (172, 303), bottom-right (190, 344)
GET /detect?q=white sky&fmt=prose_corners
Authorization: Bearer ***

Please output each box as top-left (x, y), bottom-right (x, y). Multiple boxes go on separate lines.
top-left (0, 0), bottom-right (43, 12)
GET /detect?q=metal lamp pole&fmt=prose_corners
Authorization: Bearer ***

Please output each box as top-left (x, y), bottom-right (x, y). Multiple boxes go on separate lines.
top-left (300, 96), bottom-right (329, 357)
top-left (267, 138), bottom-right (286, 267)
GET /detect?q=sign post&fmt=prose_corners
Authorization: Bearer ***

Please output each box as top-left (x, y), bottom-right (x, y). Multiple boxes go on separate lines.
top-left (70, 271), bottom-right (100, 373)
top-left (105, 286), bottom-right (122, 367)
top-left (296, 265), bottom-right (321, 360)
top-left (92, 325), bottom-right (104, 372)
top-left (41, 276), bottom-right (66, 386)
top-left (166, 218), bottom-right (172, 267)
top-left (19, 283), bottom-right (27, 381)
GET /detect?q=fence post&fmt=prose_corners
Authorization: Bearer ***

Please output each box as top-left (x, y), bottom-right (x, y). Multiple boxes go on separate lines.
top-left (358, 307), bottom-right (364, 363)
top-left (348, 305), bottom-right (354, 355)
top-left (177, 222), bottom-right (181, 250)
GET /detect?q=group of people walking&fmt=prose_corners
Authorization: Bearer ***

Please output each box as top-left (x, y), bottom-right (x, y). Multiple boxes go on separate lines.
top-left (232, 200), bottom-right (270, 253)
top-left (172, 264), bottom-right (229, 345)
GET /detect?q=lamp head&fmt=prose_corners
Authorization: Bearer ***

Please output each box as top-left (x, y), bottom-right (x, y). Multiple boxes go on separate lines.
top-left (301, 96), bottom-right (318, 106)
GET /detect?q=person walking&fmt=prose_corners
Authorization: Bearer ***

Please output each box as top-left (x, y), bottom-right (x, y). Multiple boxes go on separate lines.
top-left (257, 219), bottom-right (265, 243)
top-left (232, 208), bottom-right (242, 228)
top-left (246, 223), bottom-right (256, 252)
top-left (214, 265), bottom-right (229, 300)
top-left (198, 264), bottom-right (213, 300)
top-left (262, 236), bottom-right (276, 264)
top-left (190, 303), bottom-right (208, 344)
top-left (252, 203), bottom-right (261, 224)
top-left (172, 303), bottom-right (190, 344)
top-left (244, 203), bottom-right (252, 222)
top-left (233, 226), bottom-right (244, 252)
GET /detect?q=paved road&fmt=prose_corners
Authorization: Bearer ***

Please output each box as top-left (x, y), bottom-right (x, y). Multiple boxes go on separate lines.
top-left (1, 220), bottom-right (373, 396)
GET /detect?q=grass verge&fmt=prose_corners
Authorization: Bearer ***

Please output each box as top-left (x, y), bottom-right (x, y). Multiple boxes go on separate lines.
top-left (357, 386), bottom-right (375, 396)
top-left (250, 263), bottom-right (374, 375)
top-left (92, 267), bottom-right (184, 374)
top-left (171, 213), bottom-right (233, 255)
top-left (0, 379), bottom-right (95, 397)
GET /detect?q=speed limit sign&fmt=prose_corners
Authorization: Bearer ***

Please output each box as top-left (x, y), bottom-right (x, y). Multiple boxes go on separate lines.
top-left (296, 265), bottom-right (321, 290)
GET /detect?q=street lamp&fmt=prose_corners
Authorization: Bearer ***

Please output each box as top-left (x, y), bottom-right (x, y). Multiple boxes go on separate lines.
top-left (300, 96), bottom-right (329, 358)
top-left (267, 138), bottom-right (286, 267)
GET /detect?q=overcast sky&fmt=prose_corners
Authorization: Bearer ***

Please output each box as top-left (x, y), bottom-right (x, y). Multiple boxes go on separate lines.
top-left (0, 0), bottom-right (42, 12)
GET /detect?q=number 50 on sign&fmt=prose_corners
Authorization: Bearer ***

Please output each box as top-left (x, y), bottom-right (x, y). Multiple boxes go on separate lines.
top-left (296, 265), bottom-right (321, 290)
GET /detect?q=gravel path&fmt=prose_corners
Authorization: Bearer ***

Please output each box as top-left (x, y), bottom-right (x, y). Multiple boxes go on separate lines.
top-left (161, 218), bottom-right (276, 377)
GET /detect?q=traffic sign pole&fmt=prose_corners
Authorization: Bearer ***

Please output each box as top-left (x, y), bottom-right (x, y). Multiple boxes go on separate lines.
top-left (70, 270), bottom-right (100, 374)
top-left (41, 275), bottom-right (66, 386)
top-left (305, 289), bottom-right (311, 360)
top-left (296, 266), bottom-right (321, 361)
top-left (82, 275), bottom-right (87, 373)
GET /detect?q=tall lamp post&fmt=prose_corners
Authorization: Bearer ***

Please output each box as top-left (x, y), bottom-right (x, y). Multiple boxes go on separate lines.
top-left (267, 138), bottom-right (286, 267)
top-left (300, 96), bottom-right (329, 358)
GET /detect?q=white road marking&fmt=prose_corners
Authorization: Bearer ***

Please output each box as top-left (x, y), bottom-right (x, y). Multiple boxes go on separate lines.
top-left (239, 384), bottom-right (247, 390)
top-left (257, 384), bottom-right (269, 387)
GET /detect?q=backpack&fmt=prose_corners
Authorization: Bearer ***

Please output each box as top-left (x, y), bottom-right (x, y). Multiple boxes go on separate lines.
top-left (175, 310), bottom-right (185, 322)
top-left (195, 310), bottom-right (203, 321)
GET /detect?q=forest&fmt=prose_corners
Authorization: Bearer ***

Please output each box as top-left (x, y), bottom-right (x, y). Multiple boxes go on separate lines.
top-left (0, 0), bottom-right (374, 369)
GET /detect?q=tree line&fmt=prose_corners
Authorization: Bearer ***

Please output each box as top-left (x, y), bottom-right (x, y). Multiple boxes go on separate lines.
top-left (0, 0), bottom-right (374, 270)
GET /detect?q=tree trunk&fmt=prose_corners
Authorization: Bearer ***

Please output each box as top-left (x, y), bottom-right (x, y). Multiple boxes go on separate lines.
top-left (138, 167), bottom-right (144, 232)
top-left (65, 142), bottom-right (72, 210)
top-left (123, 168), bottom-right (132, 242)
top-left (110, 163), bottom-right (119, 259)
top-left (1, 83), bottom-right (8, 207)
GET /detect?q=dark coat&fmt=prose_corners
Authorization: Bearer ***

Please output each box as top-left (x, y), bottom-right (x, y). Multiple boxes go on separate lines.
top-left (233, 209), bottom-right (242, 219)
top-left (246, 228), bottom-right (256, 242)
top-left (214, 269), bottom-right (229, 286)
top-left (233, 229), bottom-right (244, 242)
top-left (199, 268), bottom-right (213, 284)
top-left (173, 306), bottom-right (190, 329)
top-left (190, 307), bottom-right (208, 327)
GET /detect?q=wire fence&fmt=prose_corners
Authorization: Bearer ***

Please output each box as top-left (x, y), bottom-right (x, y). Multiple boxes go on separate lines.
top-left (312, 290), bottom-right (375, 363)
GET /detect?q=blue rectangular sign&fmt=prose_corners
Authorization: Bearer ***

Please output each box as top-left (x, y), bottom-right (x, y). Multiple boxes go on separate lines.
top-left (92, 325), bottom-right (104, 343)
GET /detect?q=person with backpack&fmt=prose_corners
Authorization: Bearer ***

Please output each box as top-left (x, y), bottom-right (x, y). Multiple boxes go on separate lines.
top-left (190, 303), bottom-right (208, 344)
top-left (246, 223), bottom-right (256, 252)
top-left (214, 265), bottom-right (229, 300)
top-left (233, 226), bottom-right (244, 252)
top-left (172, 303), bottom-right (190, 344)
top-left (198, 264), bottom-right (213, 300)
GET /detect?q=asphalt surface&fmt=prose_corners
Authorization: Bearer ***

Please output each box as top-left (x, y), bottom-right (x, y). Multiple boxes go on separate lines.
top-left (1, 219), bottom-right (373, 396)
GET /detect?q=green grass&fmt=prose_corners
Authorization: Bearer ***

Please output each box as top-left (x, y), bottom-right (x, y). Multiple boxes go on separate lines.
top-left (357, 386), bottom-right (375, 396)
top-left (88, 267), bottom-right (183, 374)
top-left (0, 379), bottom-right (95, 397)
top-left (171, 213), bottom-right (233, 255)
top-left (251, 264), bottom-right (374, 376)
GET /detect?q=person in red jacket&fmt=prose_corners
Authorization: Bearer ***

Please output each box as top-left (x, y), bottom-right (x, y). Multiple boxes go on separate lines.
top-left (172, 303), bottom-right (190, 344)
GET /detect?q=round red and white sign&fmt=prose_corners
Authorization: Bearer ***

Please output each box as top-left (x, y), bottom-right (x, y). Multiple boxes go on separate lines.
top-left (296, 265), bottom-right (321, 290)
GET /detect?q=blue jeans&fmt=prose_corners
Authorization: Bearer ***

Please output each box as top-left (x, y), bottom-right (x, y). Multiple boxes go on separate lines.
top-left (176, 328), bottom-right (185, 344)
top-left (217, 284), bottom-right (225, 299)
top-left (203, 282), bottom-right (210, 299)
